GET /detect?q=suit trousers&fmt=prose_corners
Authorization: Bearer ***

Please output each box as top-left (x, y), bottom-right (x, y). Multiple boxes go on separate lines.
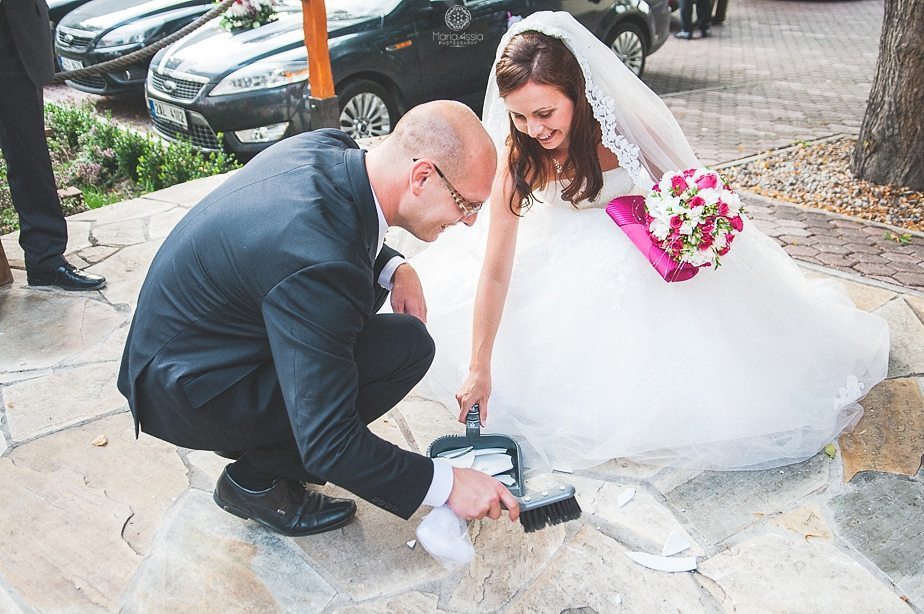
top-left (0, 62), bottom-right (68, 273)
top-left (137, 312), bottom-right (436, 483)
top-left (679, 0), bottom-right (714, 33)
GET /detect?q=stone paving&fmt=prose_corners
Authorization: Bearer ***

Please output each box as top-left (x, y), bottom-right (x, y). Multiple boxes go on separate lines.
top-left (2, 0), bottom-right (923, 610)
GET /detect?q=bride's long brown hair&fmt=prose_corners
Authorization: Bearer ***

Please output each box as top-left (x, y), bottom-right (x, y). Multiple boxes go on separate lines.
top-left (495, 31), bottom-right (603, 214)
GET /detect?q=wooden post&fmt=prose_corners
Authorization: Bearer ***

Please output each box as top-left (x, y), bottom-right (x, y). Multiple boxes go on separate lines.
top-left (301, 0), bottom-right (339, 130)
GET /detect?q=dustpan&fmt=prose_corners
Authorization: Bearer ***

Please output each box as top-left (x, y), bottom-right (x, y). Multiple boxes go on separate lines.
top-left (427, 405), bottom-right (526, 497)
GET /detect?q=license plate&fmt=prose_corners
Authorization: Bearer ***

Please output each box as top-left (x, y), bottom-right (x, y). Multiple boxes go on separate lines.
top-left (150, 99), bottom-right (188, 130)
top-left (60, 57), bottom-right (82, 71)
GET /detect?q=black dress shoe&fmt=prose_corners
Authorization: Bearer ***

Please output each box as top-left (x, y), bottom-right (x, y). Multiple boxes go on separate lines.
top-left (674, 30), bottom-right (693, 40)
top-left (701, 27), bottom-right (712, 38)
top-left (27, 264), bottom-right (106, 291)
top-left (213, 467), bottom-right (356, 537)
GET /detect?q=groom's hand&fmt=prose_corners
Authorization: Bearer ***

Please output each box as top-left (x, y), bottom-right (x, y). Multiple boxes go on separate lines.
top-left (447, 467), bottom-right (520, 522)
top-left (389, 263), bottom-right (427, 323)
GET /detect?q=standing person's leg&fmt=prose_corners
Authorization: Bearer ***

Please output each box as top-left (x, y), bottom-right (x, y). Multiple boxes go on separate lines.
top-left (713, 0), bottom-right (728, 24)
top-left (675, 0), bottom-right (695, 38)
top-left (698, 0), bottom-right (715, 36)
top-left (0, 71), bottom-right (67, 275)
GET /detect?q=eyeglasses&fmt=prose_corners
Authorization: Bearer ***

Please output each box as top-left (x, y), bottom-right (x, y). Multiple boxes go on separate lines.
top-left (413, 158), bottom-right (483, 218)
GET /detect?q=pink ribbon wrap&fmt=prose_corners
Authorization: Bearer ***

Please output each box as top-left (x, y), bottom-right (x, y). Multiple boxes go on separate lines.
top-left (605, 195), bottom-right (699, 283)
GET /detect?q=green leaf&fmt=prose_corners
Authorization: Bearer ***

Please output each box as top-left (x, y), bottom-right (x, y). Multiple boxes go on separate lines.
top-left (823, 443), bottom-right (836, 459)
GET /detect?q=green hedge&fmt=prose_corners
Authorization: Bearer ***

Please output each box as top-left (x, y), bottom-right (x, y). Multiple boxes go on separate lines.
top-left (0, 101), bottom-right (240, 235)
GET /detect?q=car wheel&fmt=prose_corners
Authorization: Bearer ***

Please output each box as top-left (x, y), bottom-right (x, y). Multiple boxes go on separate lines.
top-left (607, 23), bottom-right (646, 77)
top-left (338, 79), bottom-right (397, 139)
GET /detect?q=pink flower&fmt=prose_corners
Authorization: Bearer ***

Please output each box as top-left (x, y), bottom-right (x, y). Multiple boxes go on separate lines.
top-left (683, 168), bottom-right (697, 178)
top-left (671, 175), bottom-right (688, 193)
top-left (698, 236), bottom-right (714, 250)
top-left (717, 201), bottom-right (730, 216)
top-left (651, 183), bottom-right (661, 192)
top-left (730, 216), bottom-right (744, 232)
top-left (689, 195), bottom-right (705, 209)
top-left (717, 246), bottom-right (731, 256)
top-left (695, 173), bottom-right (718, 190)
top-left (670, 215), bottom-right (683, 230)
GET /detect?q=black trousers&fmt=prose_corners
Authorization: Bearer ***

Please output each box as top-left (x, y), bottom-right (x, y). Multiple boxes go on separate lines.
top-left (137, 312), bottom-right (435, 483)
top-left (0, 31), bottom-right (68, 273)
top-left (679, 0), bottom-right (715, 33)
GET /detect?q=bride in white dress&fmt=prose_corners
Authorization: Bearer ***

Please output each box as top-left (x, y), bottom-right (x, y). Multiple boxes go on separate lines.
top-left (397, 12), bottom-right (890, 472)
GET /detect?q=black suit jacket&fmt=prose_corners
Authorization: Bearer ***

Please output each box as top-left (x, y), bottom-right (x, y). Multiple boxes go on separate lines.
top-left (0, 0), bottom-right (54, 86)
top-left (118, 130), bottom-right (432, 519)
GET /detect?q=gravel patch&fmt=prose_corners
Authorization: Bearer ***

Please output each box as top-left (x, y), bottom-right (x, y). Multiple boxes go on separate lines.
top-left (720, 136), bottom-right (923, 232)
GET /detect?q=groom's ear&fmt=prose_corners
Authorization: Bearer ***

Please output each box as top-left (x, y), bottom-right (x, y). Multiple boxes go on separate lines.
top-left (409, 159), bottom-right (429, 196)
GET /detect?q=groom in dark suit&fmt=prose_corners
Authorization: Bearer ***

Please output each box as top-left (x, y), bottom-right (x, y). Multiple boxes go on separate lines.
top-left (0, 0), bottom-right (106, 290)
top-left (118, 101), bottom-right (519, 536)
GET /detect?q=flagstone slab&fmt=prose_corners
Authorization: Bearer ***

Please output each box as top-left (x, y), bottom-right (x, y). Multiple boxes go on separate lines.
top-left (4, 361), bottom-right (125, 442)
top-left (0, 429), bottom-right (7, 456)
top-left (332, 591), bottom-right (441, 613)
top-left (829, 470), bottom-right (924, 607)
top-left (142, 172), bottom-right (232, 208)
top-left (60, 322), bottom-right (130, 367)
top-left (147, 206), bottom-right (189, 240)
top-left (839, 378), bottom-right (924, 481)
top-left (393, 395), bottom-right (461, 455)
top-left (0, 458), bottom-right (139, 611)
top-left (583, 457), bottom-right (664, 482)
top-left (10, 413), bottom-right (187, 554)
top-left (769, 505), bottom-right (833, 541)
top-left (698, 532), bottom-right (910, 612)
top-left (873, 298), bottom-right (924, 377)
top-left (69, 196), bottom-right (176, 226)
top-left (570, 475), bottom-right (704, 556)
top-left (648, 467), bottom-right (705, 494)
top-left (76, 245), bottom-right (121, 265)
top-left (505, 526), bottom-right (710, 613)
top-left (92, 240), bottom-right (164, 308)
top-left (663, 453), bottom-right (829, 547)
top-left (64, 219), bottom-right (94, 253)
top-left (186, 449), bottom-right (231, 491)
top-left (835, 278), bottom-right (897, 312)
top-left (906, 295), bottom-right (924, 324)
top-left (121, 490), bottom-right (335, 612)
top-left (91, 218), bottom-right (148, 247)
top-left (294, 493), bottom-right (452, 602)
top-left (0, 287), bottom-right (123, 372)
top-left (446, 518), bottom-right (567, 612)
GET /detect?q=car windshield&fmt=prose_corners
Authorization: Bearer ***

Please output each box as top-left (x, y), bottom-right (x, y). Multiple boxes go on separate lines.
top-left (278, 0), bottom-right (402, 19)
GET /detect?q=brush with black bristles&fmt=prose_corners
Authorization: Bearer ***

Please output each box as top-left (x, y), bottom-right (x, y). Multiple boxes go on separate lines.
top-left (515, 484), bottom-right (582, 533)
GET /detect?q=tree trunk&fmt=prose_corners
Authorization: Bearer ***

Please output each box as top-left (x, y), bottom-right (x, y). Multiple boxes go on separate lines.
top-left (852, 0), bottom-right (924, 190)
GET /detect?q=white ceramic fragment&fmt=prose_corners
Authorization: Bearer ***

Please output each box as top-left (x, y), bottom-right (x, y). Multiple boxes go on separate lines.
top-left (617, 487), bottom-right (636, 508)
top-left (438, 446), bottom-right (473, 459)
top-left (445, 451), bottom-right (476, 469)
top-left (496, 474), bottom-right (517, 487)
top-left (472, 447), bottom-right (509, 456)
top-left (625, 551), bottom-right (697, 572)
top-left (472, 453), bottom-right (514, 476)
top-left (661, 530), bottom-right (692, 557)
top-left (406, 539), bottom-right (417, 549)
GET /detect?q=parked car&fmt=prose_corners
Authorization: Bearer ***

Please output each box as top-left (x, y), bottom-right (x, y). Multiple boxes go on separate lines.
top-left (145, 0), bottom-right (671, 157)
top-left (54, 0), bottom-right (213, 95)
top-left (48, 0), bottom-right (95, 70)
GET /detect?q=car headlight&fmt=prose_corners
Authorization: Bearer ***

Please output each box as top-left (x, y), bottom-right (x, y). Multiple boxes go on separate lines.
top-left (96, 16), bottom-right (163, 50)
top-left (210, 59), bottom-right (309, 97)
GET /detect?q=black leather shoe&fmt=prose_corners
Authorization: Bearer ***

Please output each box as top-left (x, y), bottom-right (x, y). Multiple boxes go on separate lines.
top-left (213, 467), bottom-right (356, 537)
top-left (701, 27), bottom-right (712, 38)
top-left (674, 30), bottom-right (693, 40)
top-left (27, 264), bottom-right (106, 291)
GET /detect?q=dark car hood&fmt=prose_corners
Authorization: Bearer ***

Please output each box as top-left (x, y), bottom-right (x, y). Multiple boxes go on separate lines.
top-left (61, 0), bottom-right (208, 32)
top-left (154, 11), bottom-right (374, 79)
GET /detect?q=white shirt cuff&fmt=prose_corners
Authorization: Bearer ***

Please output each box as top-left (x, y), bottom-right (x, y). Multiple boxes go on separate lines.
top-left (422, 458), bottom-right (454, 507)
top-left (378, 256), bottom-right (405, 290)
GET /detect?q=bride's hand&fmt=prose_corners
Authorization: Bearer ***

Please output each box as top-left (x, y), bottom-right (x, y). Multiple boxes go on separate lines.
top-left (456, 369), bottom-right (492, 425)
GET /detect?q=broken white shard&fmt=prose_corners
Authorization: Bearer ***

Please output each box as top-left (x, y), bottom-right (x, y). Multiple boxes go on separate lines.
top-left (445, 451), bottom-right (476, 469)
top-left (472, 453), bottom-right (514, 476)
top-left (496, 474), bottom-right (517, 487)
top-left (472, 447), bottom-right (509, 456)
top-left (625, 551), bottom-right (697, 572)
top-left (617, 487), bottom-right (636, 508)
top-left (406, 539), bottom-right (417, 549)
top-left (552, 466), bottom-right (574, 474)
top-left (437, 446), bottom-right (473, 459)
top-left (661, 530), bottom-right (692, 557)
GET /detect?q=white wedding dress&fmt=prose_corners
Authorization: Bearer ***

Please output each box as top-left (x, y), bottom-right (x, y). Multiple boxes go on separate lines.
top-left (401, 166), bottom-right (890, 472)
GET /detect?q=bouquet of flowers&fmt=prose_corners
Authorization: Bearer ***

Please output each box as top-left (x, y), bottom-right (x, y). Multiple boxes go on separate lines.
top-left (218, 0), bottom-right (279, 32)
top-left (606, 168), bottom-right (744, 282)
